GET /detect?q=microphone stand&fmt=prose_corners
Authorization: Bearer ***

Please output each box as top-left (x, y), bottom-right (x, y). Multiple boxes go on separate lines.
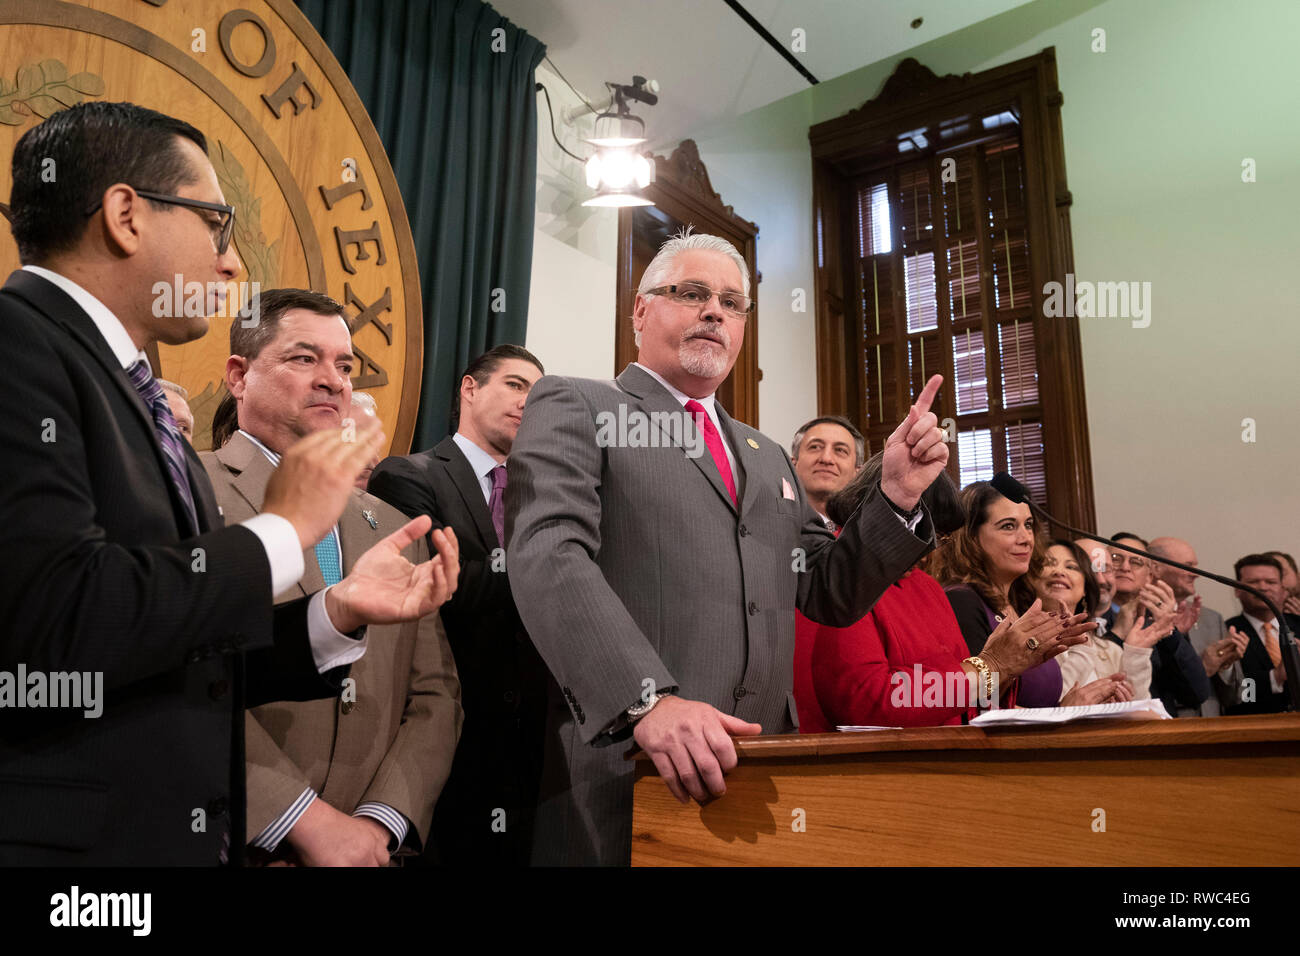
top-left (991, 472), bottom-right (1300, 713)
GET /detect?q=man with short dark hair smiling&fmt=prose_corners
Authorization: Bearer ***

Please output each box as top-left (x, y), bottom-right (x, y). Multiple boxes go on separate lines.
top-left (790, 415), bottom-right (864, 531)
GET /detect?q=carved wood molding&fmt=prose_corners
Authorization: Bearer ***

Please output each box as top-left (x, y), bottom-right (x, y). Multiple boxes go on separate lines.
top-left (857, 57), bottom-right (972, 112)
top-left (648, 139), bottom-right (757, 231)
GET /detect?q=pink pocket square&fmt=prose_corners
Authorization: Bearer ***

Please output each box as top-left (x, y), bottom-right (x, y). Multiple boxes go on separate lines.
top-left (781, 478), bottom-right (796, 500)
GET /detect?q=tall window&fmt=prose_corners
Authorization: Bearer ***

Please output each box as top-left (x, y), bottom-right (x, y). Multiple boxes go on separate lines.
top-left (811, 54), bottom-right (1095, 529)
top-left (856, 122), bottom-right (1046, 503)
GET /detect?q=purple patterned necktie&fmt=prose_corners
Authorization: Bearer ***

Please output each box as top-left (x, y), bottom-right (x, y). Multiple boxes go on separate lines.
top-left (126, 359), bottom-right (199, 535)
top-left (488, 464), bottom-right (507, 545)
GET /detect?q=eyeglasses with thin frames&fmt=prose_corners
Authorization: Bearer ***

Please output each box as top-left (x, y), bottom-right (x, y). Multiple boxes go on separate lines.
top-left (643, 281), bottom-right (752, 318)
top-left (1109, 552), bottom-right (1147, 569)
top-left (85, 188), bottom-right (236, 255)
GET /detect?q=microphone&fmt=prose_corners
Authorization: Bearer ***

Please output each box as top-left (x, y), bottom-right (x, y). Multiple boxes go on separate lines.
top-left (991, 472), bottom-right (1299, 712)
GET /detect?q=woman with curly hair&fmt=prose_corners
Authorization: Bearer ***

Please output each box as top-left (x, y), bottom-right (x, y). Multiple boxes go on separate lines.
top-left (930, 481), bottom-right (1091, 707)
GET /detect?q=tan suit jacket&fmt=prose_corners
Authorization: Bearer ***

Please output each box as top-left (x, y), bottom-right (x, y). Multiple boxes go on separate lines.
top-left (201, 432), bottom-right (462, 851)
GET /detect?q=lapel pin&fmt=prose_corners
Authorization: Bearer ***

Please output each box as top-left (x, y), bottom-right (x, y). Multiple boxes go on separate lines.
top-left (746, 438), bottom-right (760, 450)
top-left (362, 509), bottom-right (378, 530)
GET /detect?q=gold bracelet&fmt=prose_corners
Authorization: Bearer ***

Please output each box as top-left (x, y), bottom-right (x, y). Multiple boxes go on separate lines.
top-left (963, 656), bottom-right (993, 707)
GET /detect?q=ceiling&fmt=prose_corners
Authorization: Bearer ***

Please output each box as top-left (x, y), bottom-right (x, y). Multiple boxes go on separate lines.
top-left (492, 0), bottom-right (1036, 147)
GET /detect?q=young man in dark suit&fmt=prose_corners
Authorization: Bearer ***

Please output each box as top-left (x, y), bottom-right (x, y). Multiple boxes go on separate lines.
top-left (1224, 554), bottom-right (1297, 715)
top-left (368, 344), bottom-right (549, 864)
top-left (0, 102), bottom-right (456, 865)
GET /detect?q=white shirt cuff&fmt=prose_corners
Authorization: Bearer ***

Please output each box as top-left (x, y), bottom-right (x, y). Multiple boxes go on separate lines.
top-left (897, 510), bottom-right (922, 533)
top-left (308, 586), bottom-right (368, 673)
top-left (241, 512), bottom-right (305, 596)
top-left (1270, 668), bottom-right (1286, 694)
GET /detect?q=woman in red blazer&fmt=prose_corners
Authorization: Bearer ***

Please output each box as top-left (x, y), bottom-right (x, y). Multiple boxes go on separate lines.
top-left (795, 457), bottom-right (1093, 732)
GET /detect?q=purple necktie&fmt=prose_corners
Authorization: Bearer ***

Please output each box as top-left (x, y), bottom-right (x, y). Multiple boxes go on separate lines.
top-left (488, 464), bottom-right (507, 545)
top-left (126, 359), bottom-right (198, 535)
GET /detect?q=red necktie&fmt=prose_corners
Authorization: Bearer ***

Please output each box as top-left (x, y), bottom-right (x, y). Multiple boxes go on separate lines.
top-left (685, 399), bottom-right (737, 504)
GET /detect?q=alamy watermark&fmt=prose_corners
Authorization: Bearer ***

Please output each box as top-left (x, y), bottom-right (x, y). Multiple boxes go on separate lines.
top-left (1, 664), bottom-right (103, 718)
top-left (152, 275), bottom-right (262, 322)
top-left (1043, 274), bottom-right (1151, 328)
top-left (595, 403), bottom-right (706, 459)
top-left (890, 664), bottom-right (1000, 710)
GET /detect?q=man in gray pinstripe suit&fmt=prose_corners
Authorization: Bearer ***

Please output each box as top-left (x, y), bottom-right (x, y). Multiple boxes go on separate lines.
top-left (506, 231), bottom-right (950, 865)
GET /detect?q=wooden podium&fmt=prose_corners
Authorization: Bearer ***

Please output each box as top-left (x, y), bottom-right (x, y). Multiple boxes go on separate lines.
top-left (630, 714), bottom-right (1300, 866)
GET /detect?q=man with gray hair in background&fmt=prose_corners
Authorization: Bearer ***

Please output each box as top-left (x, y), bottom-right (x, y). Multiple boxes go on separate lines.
top-left (158, 379), bottom-right (194, 442)
top-left (506, 228), bottom-right (948, 865)
top-left (350, 391), bottom-right (380, 491)
top-left (1149, 536), bottom-right (1246, 716)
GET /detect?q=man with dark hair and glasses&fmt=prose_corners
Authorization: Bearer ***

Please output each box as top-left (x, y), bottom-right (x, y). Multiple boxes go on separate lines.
top-left (0, 102), bottom-right (457, 865)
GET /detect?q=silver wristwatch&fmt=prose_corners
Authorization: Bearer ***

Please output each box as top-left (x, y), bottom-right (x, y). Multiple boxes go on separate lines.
top-left (626, 691), bottom-right (671, 722)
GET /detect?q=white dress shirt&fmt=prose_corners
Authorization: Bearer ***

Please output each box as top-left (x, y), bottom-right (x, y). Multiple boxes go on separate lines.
top-left (453, 431), bottom-right (504, 504)
top-left (22, 265), bottom-right (364, 674)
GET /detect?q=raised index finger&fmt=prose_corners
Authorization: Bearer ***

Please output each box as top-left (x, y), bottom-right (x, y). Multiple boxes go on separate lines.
top-left (914, 374), bottom-right (943, 415)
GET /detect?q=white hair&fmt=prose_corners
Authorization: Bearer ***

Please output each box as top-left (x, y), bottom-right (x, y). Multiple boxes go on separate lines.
top-left (634, 227), bottom-right (749, 347)
top-left (157, 379), bottom-right (188, 401)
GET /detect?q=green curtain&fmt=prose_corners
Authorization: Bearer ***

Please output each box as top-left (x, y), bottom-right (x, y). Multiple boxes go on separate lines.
top-left (297, 0), bottom-right (545, 451)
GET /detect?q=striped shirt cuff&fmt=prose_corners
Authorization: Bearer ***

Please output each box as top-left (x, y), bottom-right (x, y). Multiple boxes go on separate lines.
top-left (251, 787), bottom-right (317, 852)
top-left (354, 802), bottom-right (409, 850)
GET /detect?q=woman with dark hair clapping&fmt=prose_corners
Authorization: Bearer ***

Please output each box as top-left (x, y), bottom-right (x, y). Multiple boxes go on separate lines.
top-left (929, 481), bottom-right (1097, 707)
top-left (1036, 539), bottom-right (1142, 705)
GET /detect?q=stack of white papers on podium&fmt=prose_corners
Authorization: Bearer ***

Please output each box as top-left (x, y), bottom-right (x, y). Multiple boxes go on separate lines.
top-left (970, 699), bottom-right (1171, 726)
top-left (835, 725), bottom-right (903, 732)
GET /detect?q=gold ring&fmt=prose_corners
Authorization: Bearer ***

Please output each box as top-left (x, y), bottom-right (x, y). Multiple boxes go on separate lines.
top-left (1026, 637), bottom-right (1040, 651)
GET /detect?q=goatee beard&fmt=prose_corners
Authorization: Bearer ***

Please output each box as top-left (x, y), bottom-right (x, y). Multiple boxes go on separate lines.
top-left (679, 340), bottom-right (730, 378)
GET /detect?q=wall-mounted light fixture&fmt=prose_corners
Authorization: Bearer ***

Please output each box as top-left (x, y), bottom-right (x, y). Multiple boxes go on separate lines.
top-left (537, 74), bottom-right (659, 208)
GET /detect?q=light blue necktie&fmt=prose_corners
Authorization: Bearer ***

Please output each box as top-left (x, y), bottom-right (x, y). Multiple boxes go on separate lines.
top-left (314, 532), bottom-right (342, 586)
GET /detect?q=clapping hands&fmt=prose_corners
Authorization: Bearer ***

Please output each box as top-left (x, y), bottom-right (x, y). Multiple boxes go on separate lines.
top-left (980, 598), bottom-right (1097, 680)
top-left (1123, 580), bottom-right (1178, 648)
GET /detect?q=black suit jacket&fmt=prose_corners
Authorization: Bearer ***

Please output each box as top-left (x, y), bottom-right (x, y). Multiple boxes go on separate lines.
top-left (1148, 628), bottom-right (1211, 717)
top-left (1098, 606), bottom-right (1211, 716)
top-left (369, 435), bottom-right (548, 864)
top-left (1223, 613), bottom-right (1297, 715)
top-left (0, 269), bottom-right (340, 865)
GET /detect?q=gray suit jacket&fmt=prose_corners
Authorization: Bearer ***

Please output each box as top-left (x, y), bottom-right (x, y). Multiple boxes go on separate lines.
top-left (1184, 605), bottom-right (1230, 717)
top-left (505, 364), bottom-right (931, 864)
top-left (202, 433), bottom-right (463, 853)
